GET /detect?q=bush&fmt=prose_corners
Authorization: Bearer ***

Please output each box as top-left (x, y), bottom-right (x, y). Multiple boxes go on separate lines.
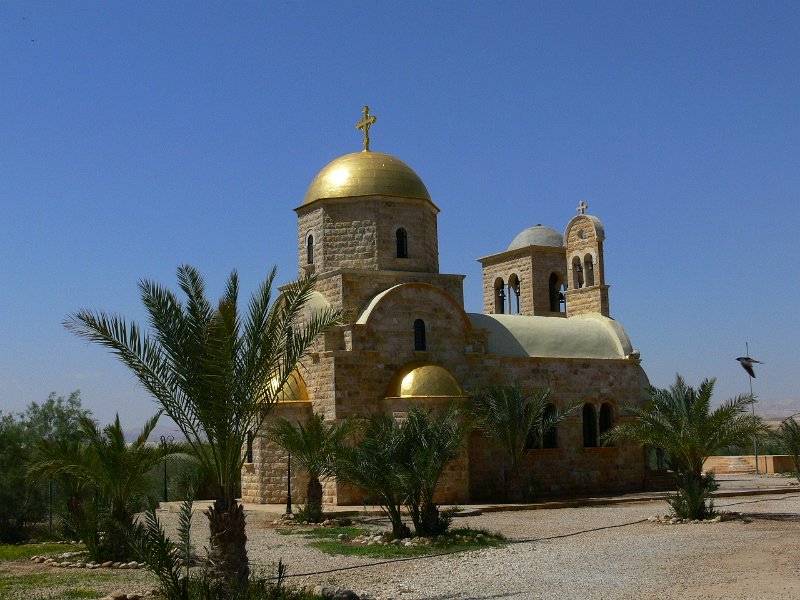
top-left (666, 471), bottom-right (719, 520)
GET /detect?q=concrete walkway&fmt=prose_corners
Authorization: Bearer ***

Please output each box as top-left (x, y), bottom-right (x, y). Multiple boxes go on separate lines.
top-left (159, 473), bottom-right (799, 516)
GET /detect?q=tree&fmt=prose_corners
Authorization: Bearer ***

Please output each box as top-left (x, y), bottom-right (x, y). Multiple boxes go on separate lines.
top-left (604, 374), bottom-right (766, 519)
top-left (401, 404), bottom-right (469, 536)
top-left (772, 415), bottom-right (800, 473)
top-left (268, 413), bottom-right (358, 523)
top-left (470, 383), bottom-right (572, 502)
top-left (64, 265), bottom-right (340, 596)
top-left (29, 412), bottom-right (181, 560)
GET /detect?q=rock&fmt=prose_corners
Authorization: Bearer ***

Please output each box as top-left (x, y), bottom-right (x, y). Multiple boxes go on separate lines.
top-left (333, 591), bottom-right (360, 600)
top-left (119, 562), bottom-right (129, 569)
top-left (112, 562), bottom-right (122, 568)
top-left (102, 561), bottom-right (113, 568)
top-left (110, 591), bottom-right (127, 600)
top-left (126, 594), bottom-right (141, 600)
top-left (128, 561), bottom-right (139, 569)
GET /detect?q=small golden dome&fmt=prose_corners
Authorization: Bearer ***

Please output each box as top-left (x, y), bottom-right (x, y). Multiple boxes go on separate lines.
top-left (267, 369), bottom-right (309, 402)
top-left (302, 152), bottom-right (431, 206)
top-left (386, 364), bottom-right (463, 398)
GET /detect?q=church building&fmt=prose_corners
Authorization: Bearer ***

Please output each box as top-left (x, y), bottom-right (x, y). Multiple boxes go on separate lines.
top-left (242, 108), bottom-right (651, 505)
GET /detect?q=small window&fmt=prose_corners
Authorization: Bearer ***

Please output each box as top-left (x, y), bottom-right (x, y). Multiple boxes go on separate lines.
top-left (396, 228), bottom-right (408, 258)
top-left (584, 254), bottom-right (595, 286)
top-left (572, 257), bottom-right (584, 289)
top-left (414, 319), bottom-right (426, 351)
top-left (599, 402), bottom-right (614, 444)
top-left (583, 403), bottom-right (597, 448)
top-left (246, 431), bottom-right (254, 463)
top-left (508, 274), bottom-right (521, 314)
top-left (548, 273), bottom-right (563, 312)
top-left (306, 234), bottom-right (314, 265)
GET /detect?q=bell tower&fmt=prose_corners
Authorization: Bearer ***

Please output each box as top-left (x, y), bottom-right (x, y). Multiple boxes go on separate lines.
top-left (563, 202), bottom-right (610, 317)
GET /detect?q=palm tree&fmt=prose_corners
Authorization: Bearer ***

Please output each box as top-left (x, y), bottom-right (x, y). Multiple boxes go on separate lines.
top-left (772, 415), bottom-right (800, 473)
top-left (64, 265), bottom-right (340, 596)
top-left (401, 404), bottom-right (469, 536)
top-left (470, 383), bottom-right (572, 502)
top-left (604, 374), bottom-right (766, 519)
top-left (29, 412), bottom-right (180, 560)
top-left (268, 413), bottom-right (358, 523)
top-left (334, 414), bottom-right (411, 538)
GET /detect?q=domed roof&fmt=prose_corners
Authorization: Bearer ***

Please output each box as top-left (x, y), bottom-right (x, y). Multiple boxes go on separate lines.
top-left (386, 364), bottom-right (463, 398)
top-left (266, 369), bottom-right (309, 402)
top-left (507, 224), bottom-right (564, 251)
top-left (303, 151), bottom-right (431, 205)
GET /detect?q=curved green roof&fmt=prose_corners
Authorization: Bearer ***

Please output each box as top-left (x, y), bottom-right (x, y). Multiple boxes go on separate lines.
top-left (467, 312), bottom-right (633, 359)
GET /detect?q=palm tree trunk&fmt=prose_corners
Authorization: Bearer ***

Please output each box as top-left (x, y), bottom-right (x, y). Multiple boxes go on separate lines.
top-left (206, 498), bottom-right (249, 597)
top-left (306, 476), bottom-right (323, 523)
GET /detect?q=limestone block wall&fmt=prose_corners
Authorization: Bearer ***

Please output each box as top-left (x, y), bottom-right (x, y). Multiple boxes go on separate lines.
top-left (565, 285), bottom-right (610, 317)
top-left (296, 206), bottom-right (324, 276)
top-left (375, 200), bottom-right (439, 273)
top-left (564, 215), bottom-right (609, 317)
top-left (480, 254), bottom-right (533, 315)
top-left (241, 401), bottom-right (313, 504)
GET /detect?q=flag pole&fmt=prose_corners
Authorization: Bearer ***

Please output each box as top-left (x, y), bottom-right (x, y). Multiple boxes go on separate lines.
top-left (747, 341), bottom-right (759, 474)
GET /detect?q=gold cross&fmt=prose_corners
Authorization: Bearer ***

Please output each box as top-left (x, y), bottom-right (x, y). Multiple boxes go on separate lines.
top-left (576, 200), bottom-right (588, 215)
top-left (356, 105), bottom-right (377, 152)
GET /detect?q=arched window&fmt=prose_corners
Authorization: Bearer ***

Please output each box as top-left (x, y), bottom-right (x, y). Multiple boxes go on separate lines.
top-left (508, 274), bottom-right (521, 314)
top-left (246, 430), bottom-right (254, 463)
top-left (584, 254), bottom-right (595, 287)
top-left (572, 257), bottom-right (584, 289)
top-left (306, 234), bottom-right (314, 265)
top-left (494, 278), bottom-right (505, 314)
top-left (413, 319), bottom-right (426, 351)
top-left (548, 273), bottom-right (563, 312)
top-left (599, 402), bottom-right (614, 444)
top-left (396, 228), bottom-right (408, 258)
top-left (559, 284), bottom-right (567, 313)
top-left (542, 403), bottom-right (559, 448)
top-left (582, 403), bottom-right (597, 447)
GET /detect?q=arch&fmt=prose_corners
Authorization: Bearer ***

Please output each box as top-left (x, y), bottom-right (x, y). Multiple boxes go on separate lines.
top-left (385, 362), bottom-right (463, 398)
top-left (582, 403), bottom-right (597, 447)
top-left (494, 277), bottom-right (506, 314)
top-left (414, 318), bottom-right (426, 351)
top-left (306, 233), bottom-right (314, 265)
top-left (548, 272), bottom-right (564, 312)
top-left (571, 257), bottom-right (584, 289)
top-left (599, 402), bottom-right (614, 444)
top-left (542, 403), bottom-right (559, 448)
top-left (583, 253), bottom-right (595, 287)
top-left (396, 228), bottom-right (409, 259)
top-left (508, 273), bottom-right (521, 314)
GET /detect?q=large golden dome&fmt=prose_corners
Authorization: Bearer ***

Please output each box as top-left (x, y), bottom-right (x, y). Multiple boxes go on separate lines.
top-left (302, 151), bottom-right (431, 205)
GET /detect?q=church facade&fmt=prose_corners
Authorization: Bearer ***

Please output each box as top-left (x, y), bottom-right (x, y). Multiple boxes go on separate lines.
top-left (242, 110), bottom-right (650, 505)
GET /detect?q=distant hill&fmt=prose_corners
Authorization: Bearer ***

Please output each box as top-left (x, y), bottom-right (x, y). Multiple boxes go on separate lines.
top-left (756, 398), bottom-right (800, 421)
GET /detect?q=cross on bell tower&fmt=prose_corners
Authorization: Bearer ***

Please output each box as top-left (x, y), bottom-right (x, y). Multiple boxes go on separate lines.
top-left (356, 105), bottom-right (377, 152)
top-left (576, 200), bottom-right (588, 215)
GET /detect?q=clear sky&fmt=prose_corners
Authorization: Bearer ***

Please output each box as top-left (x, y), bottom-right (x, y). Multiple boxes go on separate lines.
top-left (1, 2), bottom-right (798, 430)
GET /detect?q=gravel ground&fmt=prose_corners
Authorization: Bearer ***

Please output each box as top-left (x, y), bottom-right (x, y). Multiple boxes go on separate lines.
top-left (161, 492), bottom-right (800, 600)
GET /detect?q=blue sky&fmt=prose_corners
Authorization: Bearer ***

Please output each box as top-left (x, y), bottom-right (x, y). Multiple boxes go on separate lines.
top-left (1, 2), bottom-right (798, 429)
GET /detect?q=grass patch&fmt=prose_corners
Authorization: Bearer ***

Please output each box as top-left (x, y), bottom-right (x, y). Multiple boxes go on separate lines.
top-left (0, 564), bottom-right (154, 600)
top-left (0, 543), bottom-right (83, 562)
top-left (286, 525), bottom-right (505, 558)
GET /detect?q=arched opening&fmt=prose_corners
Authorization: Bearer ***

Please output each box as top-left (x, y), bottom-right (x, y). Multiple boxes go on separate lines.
top-left (572, 257), bottom-right (584, 289)
top-left (584, 254), bottom-right (595, 286)
top-left (582, 403), bottom-right (597, 448)
top-left (548, 273), bottom-right (563, 312)
top-left (413, 319), bottom-right (426, 351)
top-left (306, 234), bottom-right (314, 265)
top-left (494, 277), bottom-right (506, 314)
top-left (542, 403), bottom-right (559, 448)
top-left (599, 402), bottom-right (614, 445)
top-left (559, 284), bottom-right (567, 313)
top-left (508, 273), bottom-right (521, 314)
top-left (396, 228), bottom-right (408, 258)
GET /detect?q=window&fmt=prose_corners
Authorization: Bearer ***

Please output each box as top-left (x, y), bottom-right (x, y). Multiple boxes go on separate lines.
top-left (508, 274), bottom-right (521, 314)
top-left (306, 234), bottom-right (314, 265)
top-left (572, 257), bottom-right (584, 289)
top-left (599, 402), bottom-right (614, 444)
top-left (494, 278), bottom-right (505, 314)
top-left (414, 319), bottom-right (426, 351)
top-left (246, 431), bottom-right (254, 463)
top-left (548, 273), bottom-right (563, 312)
top-left (396, 228), bottom-right (408, 258)
top-left (583, 403), bottom-right (597, 447)
top-left (584, 254), bottom-right (595, 286)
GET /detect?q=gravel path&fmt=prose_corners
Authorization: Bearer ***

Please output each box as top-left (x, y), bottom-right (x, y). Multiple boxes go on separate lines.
top-left (160, 493), bottom-right (800, 600)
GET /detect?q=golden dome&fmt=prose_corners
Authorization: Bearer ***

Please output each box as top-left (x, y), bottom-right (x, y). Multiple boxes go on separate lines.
top-left (302, 152), bottom-right (431, 205)
top-left (386, 364), bottom-right (463, 398)
top-left (267, 369), bottom-right (309, 402)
